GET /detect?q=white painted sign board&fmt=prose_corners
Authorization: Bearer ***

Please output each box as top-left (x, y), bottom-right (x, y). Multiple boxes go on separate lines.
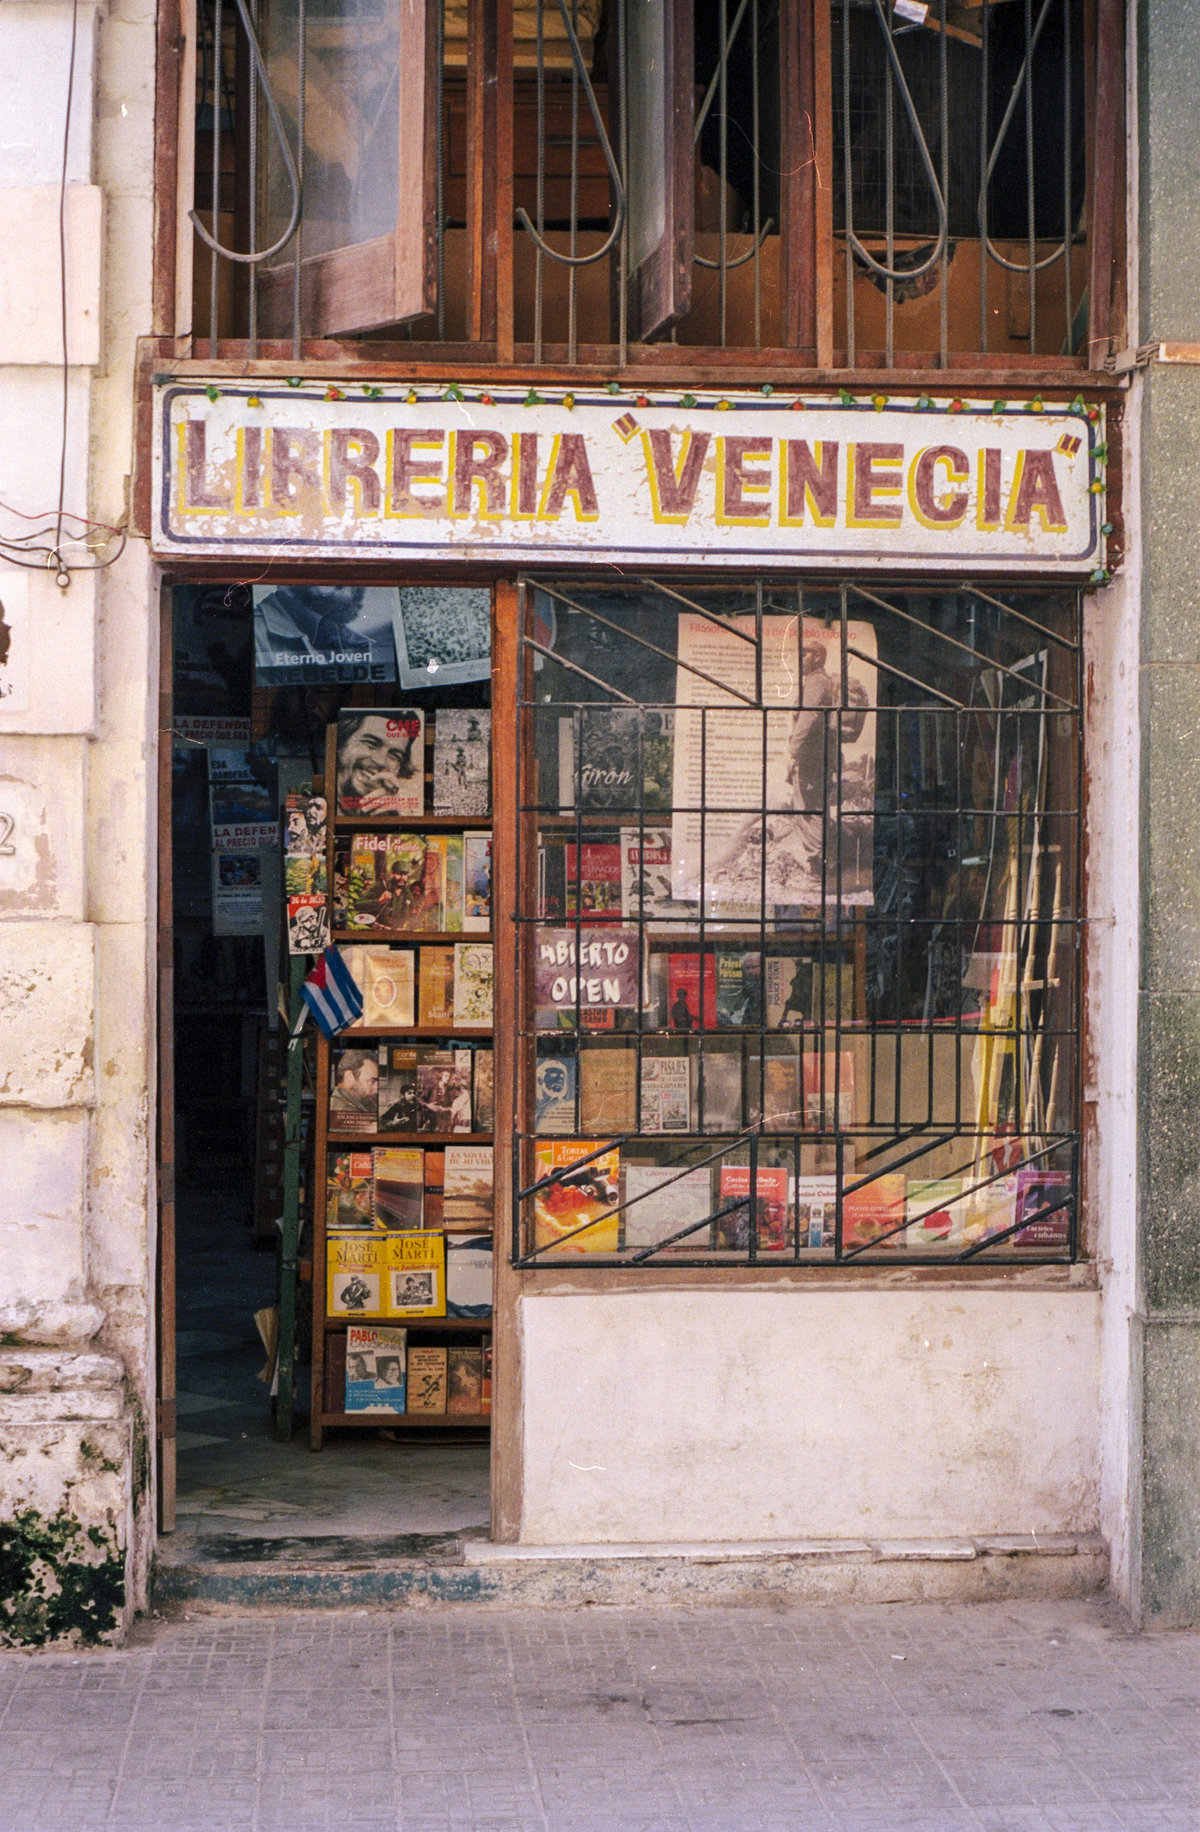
top-left (151, 382), bottom-right (1105, 575)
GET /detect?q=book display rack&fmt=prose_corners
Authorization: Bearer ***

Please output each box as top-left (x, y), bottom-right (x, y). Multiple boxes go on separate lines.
top-left (514, 577), bottom-right (1082, 1267)
top-left (309, 709), bottom-right (495, 1448)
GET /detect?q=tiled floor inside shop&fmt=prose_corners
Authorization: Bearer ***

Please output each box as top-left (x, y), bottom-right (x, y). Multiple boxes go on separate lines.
top-left (171, 1181), bottom-right (490, 1544)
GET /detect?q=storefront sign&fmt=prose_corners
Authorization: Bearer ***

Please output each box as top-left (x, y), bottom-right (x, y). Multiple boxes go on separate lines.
top-left (152, 382), bottom-right (1106, 574)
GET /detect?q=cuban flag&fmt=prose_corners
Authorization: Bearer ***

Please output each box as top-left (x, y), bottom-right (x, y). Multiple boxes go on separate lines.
top-left (300, 947), bottom-right (363, 1039)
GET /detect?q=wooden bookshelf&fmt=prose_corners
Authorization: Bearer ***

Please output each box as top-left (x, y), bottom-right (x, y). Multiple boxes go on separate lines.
top-left (310, 713), bottom-right (496, 1448)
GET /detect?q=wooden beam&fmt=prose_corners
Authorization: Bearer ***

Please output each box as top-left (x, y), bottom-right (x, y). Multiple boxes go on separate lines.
top-left (490, 577), bottom-right (523, 1541)
top-left (1087, 0), bottom-right (1123, 369)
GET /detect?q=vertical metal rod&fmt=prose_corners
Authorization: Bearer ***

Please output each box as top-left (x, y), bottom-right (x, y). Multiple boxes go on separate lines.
top-left (938, 0), bottom-right (948, 367)
top-left (718, 0), bottom-right (729, 343)
top-left (534, 0), bottom-right (545, 360)
top-left (292, 0), bottom-right (306, 358)
top-left (1061, 0), bottom-right (1072, 345)
top-left (884, 0), bottom-right (894, 368)
top-left (1025, 0), bottom-right (1035, 352)
top-left (979, 0), bottom-right (989, 352)
top-left (436, 0), bottom-right (446, 340)
top-left (616, 0), bottom-right (627, 362)
top-left (842, 1), bottom-right (855, 367)
top-left (568, 0), bottom-right (580, 363)
top-left (751, 0), bottom-right (761, 346)
top-left (248, 0), bottom-right (258, 354)
top-left (209, 0), bottom-right (222, 355)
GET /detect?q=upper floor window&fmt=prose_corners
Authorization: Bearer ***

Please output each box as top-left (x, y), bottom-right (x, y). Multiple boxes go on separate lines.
top-left (187, 0), bottom-right (1122, 366)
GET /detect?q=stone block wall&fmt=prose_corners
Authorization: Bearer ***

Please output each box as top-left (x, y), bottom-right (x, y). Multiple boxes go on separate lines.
top-left (0, 0), bottom-right (158, 1642)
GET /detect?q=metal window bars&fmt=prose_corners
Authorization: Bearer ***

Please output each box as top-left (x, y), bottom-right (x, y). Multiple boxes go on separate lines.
top-left (187, 0), bottom-right (1099, 362)
top-left (513, 575), bottom-right (1081, 1267)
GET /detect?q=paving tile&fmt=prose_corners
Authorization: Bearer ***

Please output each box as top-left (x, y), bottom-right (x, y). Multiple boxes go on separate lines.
top-left (5, 1598), bottom-right (1200, 1829)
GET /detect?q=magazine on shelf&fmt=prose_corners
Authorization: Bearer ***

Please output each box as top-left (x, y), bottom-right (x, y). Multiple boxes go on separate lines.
top-left (419, 834), bottom-right (461, 932)
top-left (419, 947), bottom-right (456, 1026)
top-left (433, 708), bottom-right (491, 816)
top-left (843, 1174), bottom-right (907, 1249)
top-left (579, 1046), bottom-right (638, 1133)
top-left (535, 1052), bottom-right (577, 1134)
top-left (463, 831), bottom-right (492, 932)
top-left (327, 1234), bottom-right (386, 1318)
top-left (639, 1054), bottom-right (691, 1132)
top-left (1014, 1167), bottom-right (1071, 1246)
top-left (326, 1152), bottom-right (375, 1232)
top-left (453, 943), bottom-right (494, 1025)
top-left (558, 709), bottom-right (673, 815)
top-left (619, 827), bottom-right (692, 926)
top-left (341, 945), bottom-right (415, 1028)
top-left (377, 1044), bottom-right (419, 1130)
top-left (667, 952), bottom-right (717, 1031)
top-left (622, 1162), bottom-right (713, 1252)
top-left (714, 948), bottom-right (762, 1028)
top-left (329, 1044), bottom-right (381, 1133)
top-left (802, 1049), bottom-right (855, 1129)
top-left (905, 1177), bottom-right (972, 1251)
top-left (415, 1049), bottom-right (473, 1133)
top-left (345, 833), bottom-right (430, 933)
top-left (794, 1174), bottom-right (838, 1249)
top-left (965, 1174), bottom-right (1020, 1246)
top-left (335, 708), bottom-right (424, 818)
top-left (472, 1047), bottom-right (494, 1131)
top-left (532, 1140), bottom-right (621, 1254)
top-left (443, 1147), bottom-right (494, 1233)
top-left (423, 1149), bottom-right (444, 1229)
top-left (386, 1232), bottom-right (446, 1318)
top-left (749, 1044), bottom-right (803, 1131)
top-left (565, 841), bottom-right (622, 919)
top-left (696, 1043), bottom-right (743, 1133)
top-left (446, 1235), bottom-right (494, 1316)
top-left (447, 1345), bottom-right (485, 1414)
top-left (765, 955), bottom-right (814, 1029)
top-left (371, 1147), bottom-right (424, 1230)
top-left (344, 1325), bottom-right (408, 1414)
top-left (406, 1342), bottom-right (448, 1413)
top-left (715, 1164), bottom-right (789, 1251)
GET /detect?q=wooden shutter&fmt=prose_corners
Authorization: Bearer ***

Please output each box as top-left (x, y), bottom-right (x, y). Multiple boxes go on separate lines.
top-left (259, 0), bottom-right (438, 337)
top-left (624, 0), bottom-right (694, 341)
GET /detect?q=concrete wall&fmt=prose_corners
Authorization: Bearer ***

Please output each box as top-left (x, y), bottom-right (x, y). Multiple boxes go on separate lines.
top-left (519, 1288), bottom-right (1101, 1545)
top-left (0, 0), bottom-right (157, 1641)
top-left (1134, 0), bottom-right (1200, 1624)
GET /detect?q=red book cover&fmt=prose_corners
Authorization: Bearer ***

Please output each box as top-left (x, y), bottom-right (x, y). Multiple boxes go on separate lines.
top-left (565, 843), bottom-right (622, 919)
top-left (715, 1164), bottom-right (789, 1251)
top-left (668, 952), bottom-right (717, 1030)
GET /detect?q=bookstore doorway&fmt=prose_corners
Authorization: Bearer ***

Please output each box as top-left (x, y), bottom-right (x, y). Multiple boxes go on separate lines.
top-left (160, 579), bottom-right (496, 1543)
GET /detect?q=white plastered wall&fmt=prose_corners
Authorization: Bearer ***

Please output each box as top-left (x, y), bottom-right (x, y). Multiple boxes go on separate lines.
top-left (518, 1287), bottom-right (1101, 1544)
top-left (0, 0), bottom-right (159, 1615)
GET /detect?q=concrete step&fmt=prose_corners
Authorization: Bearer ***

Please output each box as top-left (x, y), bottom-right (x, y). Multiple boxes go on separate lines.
top-left (154, 1530), bottom-right (1109, 1612)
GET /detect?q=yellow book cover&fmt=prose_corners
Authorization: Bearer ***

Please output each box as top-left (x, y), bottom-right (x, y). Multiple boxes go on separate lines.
top-left (533, 1140), bottom-right (620, 1254)
top-left (384, 1230), bottom-right (446, 1318)
top-left (326, 1233), bottom-right (387, 1318)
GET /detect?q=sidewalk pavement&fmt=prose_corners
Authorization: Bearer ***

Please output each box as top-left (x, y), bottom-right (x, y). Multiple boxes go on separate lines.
top-left (2, 1595), bottom-right (1198, 1832)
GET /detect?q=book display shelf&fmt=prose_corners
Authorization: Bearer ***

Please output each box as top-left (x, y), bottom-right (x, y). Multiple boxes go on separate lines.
top-left (515, 577), bottom-right (1082, 1267)
top-left (309, 708), bottom-right (495, 1448)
